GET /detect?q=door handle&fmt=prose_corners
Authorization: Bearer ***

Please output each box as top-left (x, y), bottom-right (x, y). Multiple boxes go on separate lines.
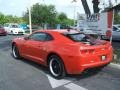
top-left (37, 46), bottom-right (46, 50)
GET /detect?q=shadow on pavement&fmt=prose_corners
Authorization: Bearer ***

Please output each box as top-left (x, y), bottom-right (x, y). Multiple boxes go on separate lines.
top-left (10, 52), bottom-right (101, 80)
top-left (0, 40), bottom-right (11, 50)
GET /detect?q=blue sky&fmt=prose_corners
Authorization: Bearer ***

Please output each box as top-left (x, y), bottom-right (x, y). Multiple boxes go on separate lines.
top-left (0, 0), bottom-right (118, 19)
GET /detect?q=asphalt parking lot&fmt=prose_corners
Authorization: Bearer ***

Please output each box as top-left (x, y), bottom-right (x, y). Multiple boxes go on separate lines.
top-left (0, 35), bottom-right (120, 90)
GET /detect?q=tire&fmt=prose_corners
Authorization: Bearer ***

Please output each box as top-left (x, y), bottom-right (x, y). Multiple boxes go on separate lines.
top-left (101, 35), bottom-right (105, 40)
top-left (11, 31), bottom-right (13, 35)
top-left (12, 44), bottom-right (21, 59)
top-left (48, 55), bottom-right (66, 79)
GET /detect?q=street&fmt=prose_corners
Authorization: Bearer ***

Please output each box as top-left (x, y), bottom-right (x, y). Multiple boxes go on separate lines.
top-left (0, 35), bottom-right (120, 90)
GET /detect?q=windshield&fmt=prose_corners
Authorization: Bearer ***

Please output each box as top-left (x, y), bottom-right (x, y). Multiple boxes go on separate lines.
top-left (11, 25), bottom-right (19, 28)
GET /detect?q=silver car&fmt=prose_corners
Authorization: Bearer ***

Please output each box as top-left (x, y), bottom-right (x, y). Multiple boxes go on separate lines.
top-left (102, 25), bottom-right (120, 41)
top-left (112, 25), bottom-right (120, 40)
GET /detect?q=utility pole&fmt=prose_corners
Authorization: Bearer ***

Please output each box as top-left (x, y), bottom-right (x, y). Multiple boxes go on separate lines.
top-left (29, 0), bottom-right (32, 34)
top-left (115, 0), bottom-right (118, 4)
top-left (71, 0), bottom-right (77, 26)
top-left (108, 0), bottom-right (113, 7)
top-left (92, 0), bottom-right (100, 13)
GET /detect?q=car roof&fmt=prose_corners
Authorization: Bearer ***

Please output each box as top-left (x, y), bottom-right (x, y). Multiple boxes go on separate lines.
top-left (35, 29), bottom-right (81, 34)
top-left (4, 23), bottom-right (18, 25)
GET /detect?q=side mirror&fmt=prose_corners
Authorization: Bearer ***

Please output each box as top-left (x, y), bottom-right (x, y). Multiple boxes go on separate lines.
top-left (24, 36), bottom-right (29, 40)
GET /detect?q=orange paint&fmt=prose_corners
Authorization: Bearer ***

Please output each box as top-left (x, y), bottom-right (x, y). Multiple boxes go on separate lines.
top-left (12, 30), bottom-right (113, 74)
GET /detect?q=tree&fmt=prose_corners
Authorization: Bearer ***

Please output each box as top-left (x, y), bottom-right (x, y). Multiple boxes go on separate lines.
top-left (56, 12), bottom-right (74, 26)
top-left (23, 3), bottom-right (74, 29)
top-left (0, 13), bottom-right (6, 24)
top-left (23, 3), bottom-right (57, 27)
top-left (5, 15), bottom-right (23, 23)
top-left (92, 0), bottom-right (100, 13)
top-left (114, 13), bottom-right (120, 24)
top-left (58, 13), bottom-right (67, 21)
top-left (0, 12), bottom-right (25, 24)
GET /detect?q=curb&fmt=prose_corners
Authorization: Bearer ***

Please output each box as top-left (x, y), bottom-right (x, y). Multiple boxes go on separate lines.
top-left (109, 63), bottom-right (120, 69)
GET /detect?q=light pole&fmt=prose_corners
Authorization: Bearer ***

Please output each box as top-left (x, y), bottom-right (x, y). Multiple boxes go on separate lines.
top-left (71, 0), bottom-right (77, 26)
top-left (73, 4), bottom-right (76, 26)
top-left (29, 0), bottom-right (32, 34)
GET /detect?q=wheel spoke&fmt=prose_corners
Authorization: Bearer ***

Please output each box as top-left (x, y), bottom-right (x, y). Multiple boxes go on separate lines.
top-left (12, 45), bottom-right (19, 58)
top-left (50, 58), bottom-right (61, 77)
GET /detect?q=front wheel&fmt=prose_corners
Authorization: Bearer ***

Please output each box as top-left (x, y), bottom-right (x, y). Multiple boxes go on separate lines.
top-left (11, 31), bottom-right (13, 35)
top-left (48, 55), bottom-right (66, 79)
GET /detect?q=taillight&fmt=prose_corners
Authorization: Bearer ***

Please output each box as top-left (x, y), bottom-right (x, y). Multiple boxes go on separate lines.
top-left (108, 45), bottom-right (112, 50)
top-left (80, 49), bottom-right (95, 54)
top-left (1, 29), bottom-right (5, 32)
top-left (81, 50), bottom-right (87, 54)
top-left (89, 49), bottom-right (95, 54)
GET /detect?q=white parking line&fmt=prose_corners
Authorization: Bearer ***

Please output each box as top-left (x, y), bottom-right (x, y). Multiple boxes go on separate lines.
top-left (47, 74), bottom-right (71, 88)
top-left (0, 51), bottom-right (10, 56)
top-left (109, 63), bottom-right (120, 69)
top-left (64, 83), bottom-right (88, 90)
top-left (46, 74), bottom-right (88, 90)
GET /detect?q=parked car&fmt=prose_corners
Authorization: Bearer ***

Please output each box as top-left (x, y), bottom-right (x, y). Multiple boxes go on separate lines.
top-left (4, 23), bottom-right (25, 35)
top-left (19, 24), bottom-right (28, 30)
top-left (102, 25), bottom-right (120, 41)
top-left (12, 29), bottom-right (113, 79)
top-left (112, 25), bottom-right (120, 40)
top-left (0, 25), bottom-right (7, 36)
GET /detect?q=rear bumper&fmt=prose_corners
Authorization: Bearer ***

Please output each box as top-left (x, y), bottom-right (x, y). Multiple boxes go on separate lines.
top-left (62, 51), bottom-right (113, 74)
top-left (0, 32), bottom-right (7, 35)
top-left (80, 60), bottom-right (111, 71)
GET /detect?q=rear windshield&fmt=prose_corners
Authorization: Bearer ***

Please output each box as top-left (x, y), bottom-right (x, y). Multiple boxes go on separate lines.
top-left (63, 33), bottom-right (96, 42)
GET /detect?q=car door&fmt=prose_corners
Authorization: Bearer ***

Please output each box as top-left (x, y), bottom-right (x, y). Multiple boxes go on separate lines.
top-left (22, 32), bottom-right (53, 64)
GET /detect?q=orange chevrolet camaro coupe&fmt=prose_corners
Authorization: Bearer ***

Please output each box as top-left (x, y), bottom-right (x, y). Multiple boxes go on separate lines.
top-left (12, 30), bottom-right (113, 79)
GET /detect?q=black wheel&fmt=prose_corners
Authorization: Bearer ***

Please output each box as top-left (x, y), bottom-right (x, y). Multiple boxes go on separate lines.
top-left (101, 35), bottom-right (105, 40)
top-left (11, 31), bottom-right (13, 35)
top-left (48, 55), bottom-right (66, 79)
top-left (12, 44), bottom-right (21, 59)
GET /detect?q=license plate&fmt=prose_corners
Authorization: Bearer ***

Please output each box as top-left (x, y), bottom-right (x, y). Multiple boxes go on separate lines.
top-left (101, 56), bottom-right (106, 61)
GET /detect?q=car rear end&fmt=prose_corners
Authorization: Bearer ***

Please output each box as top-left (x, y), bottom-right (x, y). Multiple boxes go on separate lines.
top-left (0, 27), bottom-right (7, 36)
top-left (78, 42), bottom-right (113, 72)
top-left (61, 31), bottom-right (113, 74)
